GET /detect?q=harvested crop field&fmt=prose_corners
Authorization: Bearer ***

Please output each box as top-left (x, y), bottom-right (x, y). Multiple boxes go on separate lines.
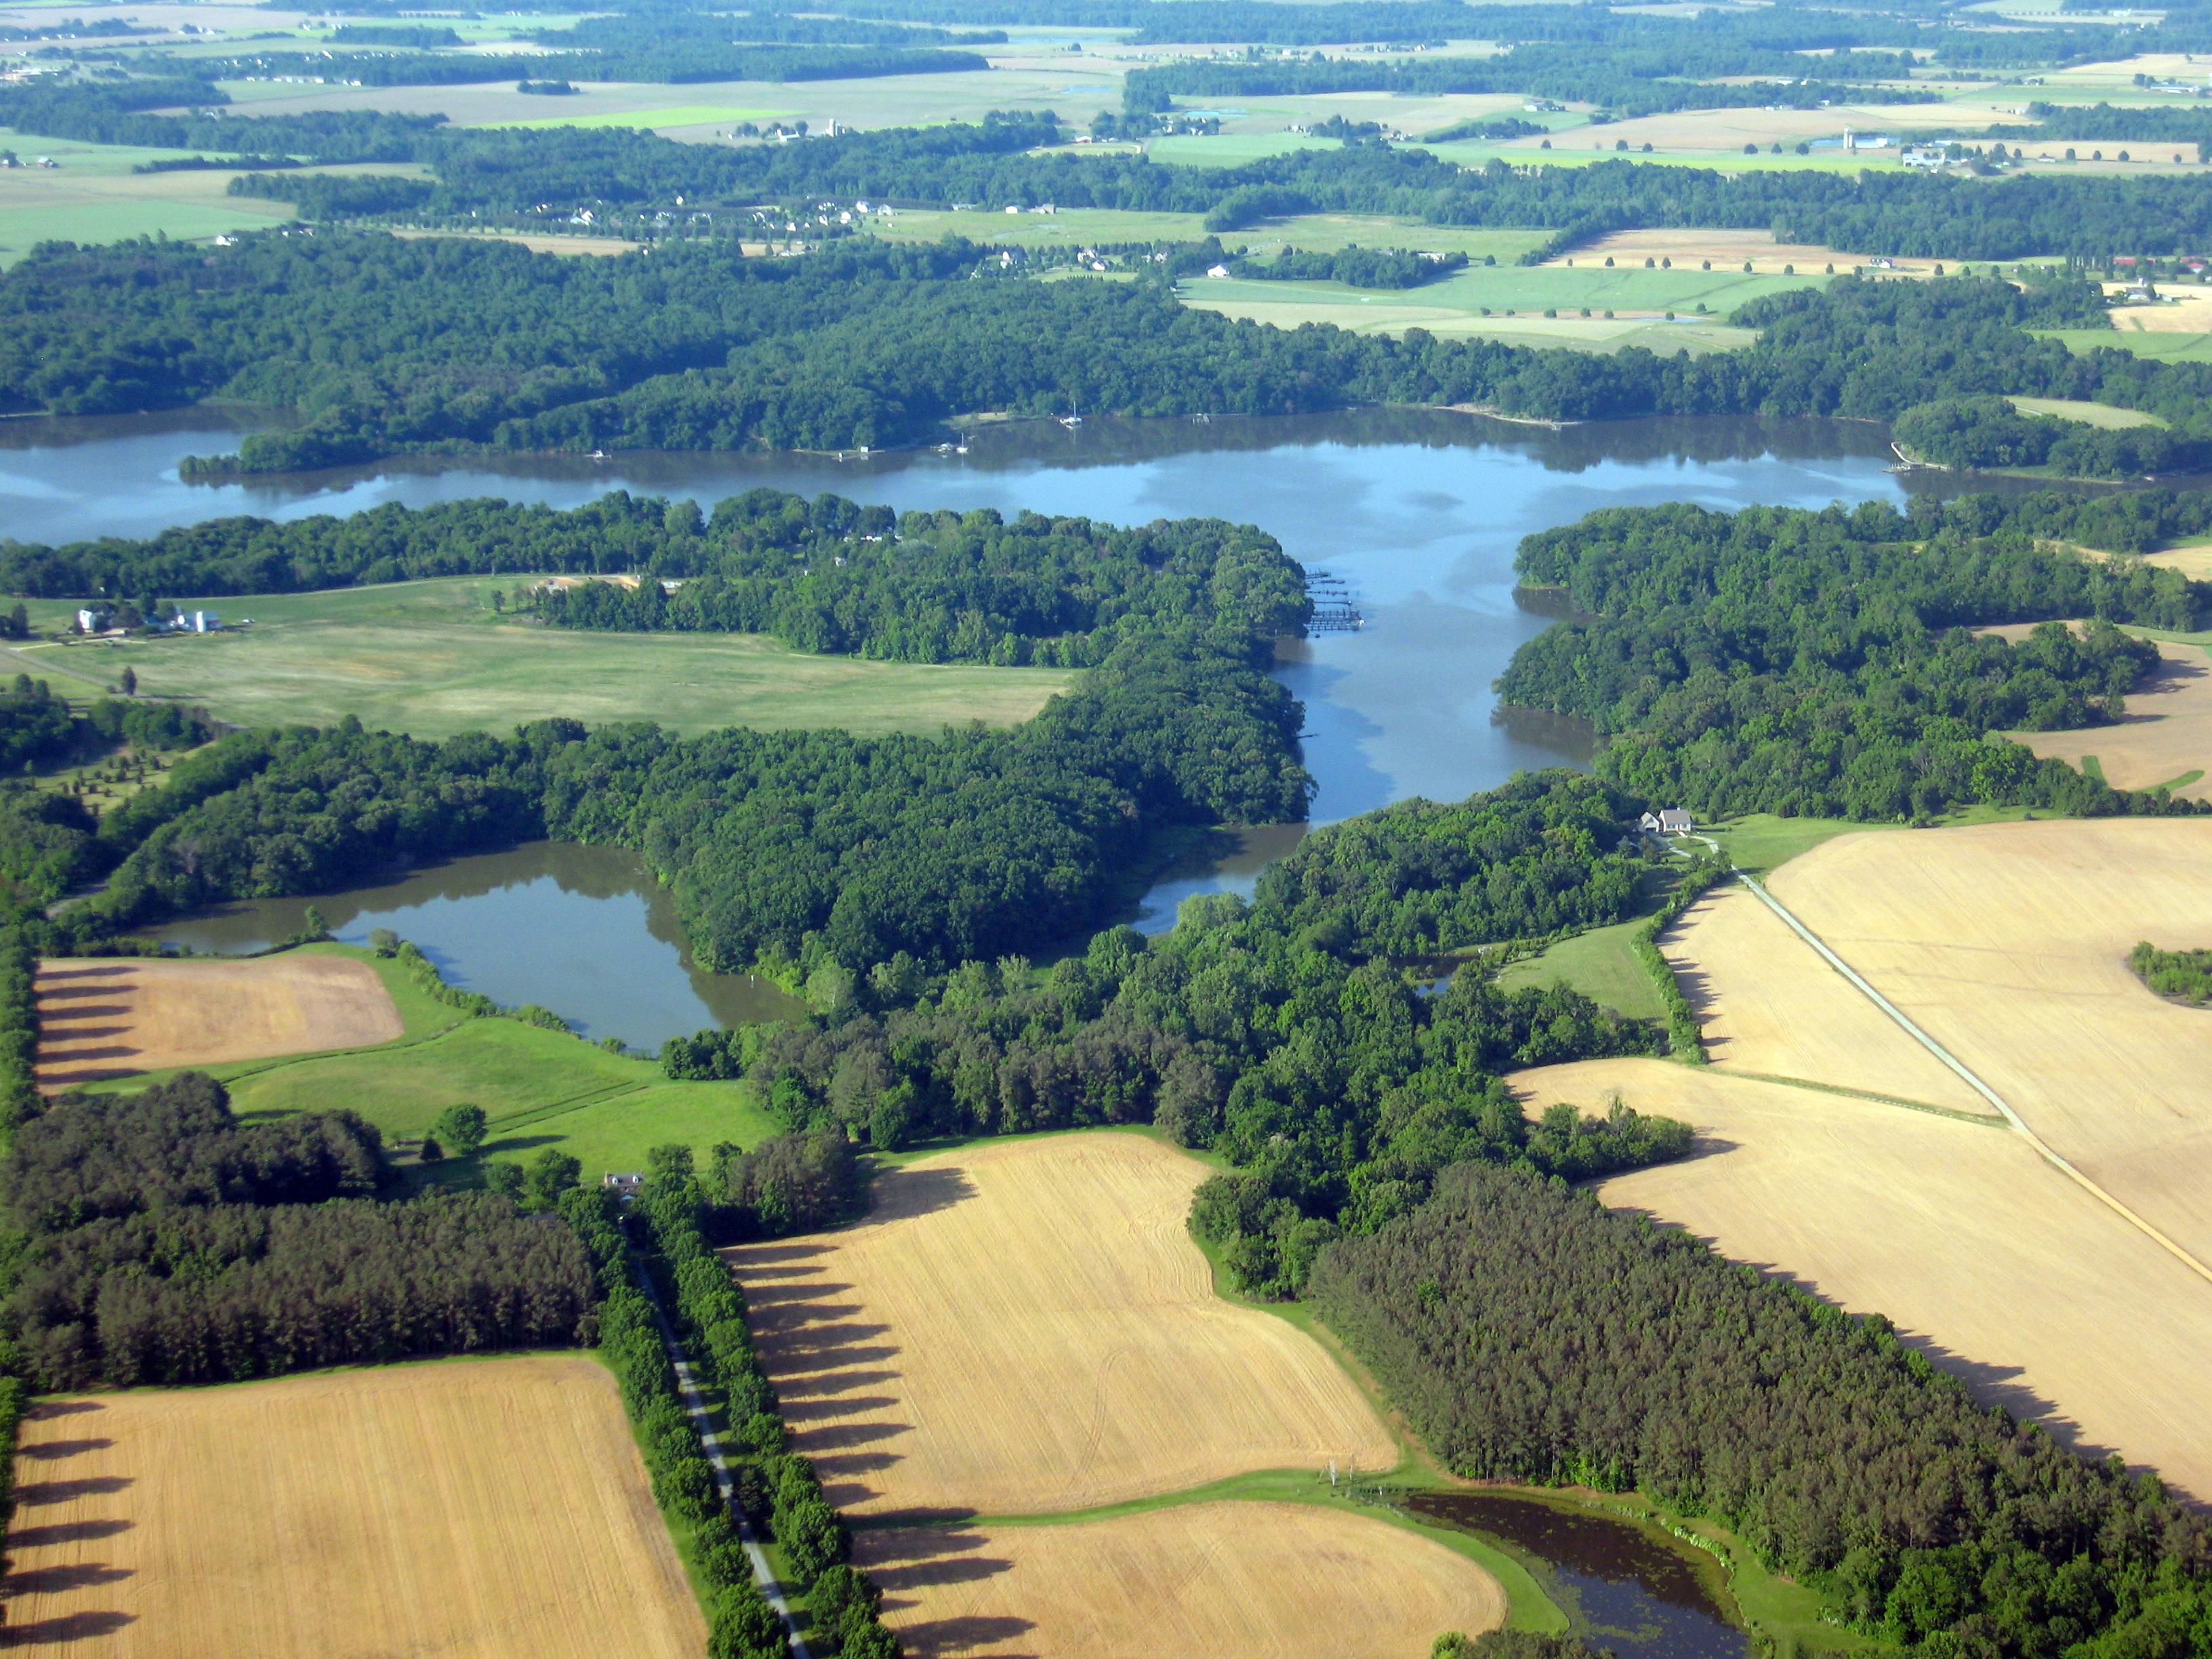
top-left (1512, 1060), bottom-right (2212, 1502)
top-left (0, 1355), bottom-right (705, 1659)
top-left (2104, 293), bottom-right (2212, 332)
top-left (1661, 883), bottom-right (1998, 1115)
top-left (1996, 638), bottom-right (2212, 798)
top-left (1768, 819), bottom-right (2212, 1271)
top-left (726, 1132), bottom-right (1395, 1517)
top-left (33, 954), bottom-right (401, 1086)
top-left (855, 1500), bottom-right (1507, 1659)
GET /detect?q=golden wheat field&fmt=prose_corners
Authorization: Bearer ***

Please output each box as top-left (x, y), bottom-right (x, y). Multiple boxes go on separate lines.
top-left (33, 954), bottom-right (403, 1087)
top-left (1513, 1060), bottom-right (2212, 1501)
top-left (1660, 883), bottom-right (1996, 1114)
top-left (0, 1355), bottom-right (705, 1659)
top-left (726, 1132), bottom-right (1396, 1517)
top-left (1996, 640), bottom-right (2212, 798)
top-left (1767, 819), bottom-right (2212, 1271)
top-left (855, 1501), bottom-right (1507, 1659)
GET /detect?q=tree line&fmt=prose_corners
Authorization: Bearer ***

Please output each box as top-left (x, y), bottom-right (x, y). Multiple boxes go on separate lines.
top-left (1891, 396), bottom-right (2192, 478)
top-left (3, 1072), bottom-right (600, 1387)
top-left (1308, 1161), bottom-right (2212, 1659)
top-left (1499, 495), bottom-right (2212, 820)
top-left (661, 770), bottom-right (1689, 1295)
top-left (13, 223), bottom-right (2212, 475)
top-left (10, 535), bottom-right (1307, 979)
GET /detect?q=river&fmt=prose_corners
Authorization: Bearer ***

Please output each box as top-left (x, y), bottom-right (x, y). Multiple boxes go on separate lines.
top-left (62, 406), bottom-right (1918, 1032)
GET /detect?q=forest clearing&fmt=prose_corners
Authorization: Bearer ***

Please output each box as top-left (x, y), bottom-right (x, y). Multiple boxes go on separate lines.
top-left (1766, 819), bottom-right (2212, 1271)
top-left (1660, 883), bottom-right (1997, 1115)
top-left (1513, 1059), bottom-right (2212, 1502)
top-left (31, 954), bottom-right (401, 1087)
top-left (724, 1131), bottom-right (1396, 1517)
top-left (853, 1501), bottom-right (1509, 1659)
top-left (0, 1355), bottom-right (705, 1659)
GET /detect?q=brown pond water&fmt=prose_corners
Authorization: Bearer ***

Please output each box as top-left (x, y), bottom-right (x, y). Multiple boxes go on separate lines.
top-left (1409, 1492), bottom-right (1752, 1659)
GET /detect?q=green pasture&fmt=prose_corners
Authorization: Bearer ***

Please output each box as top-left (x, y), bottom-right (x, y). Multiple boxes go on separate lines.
top-left (13, 574), bottom-right (1075, 740)
top-left (0, 128), bottom-right (300, 263)
top-left (94, 943), bottom-right (781, 1178)
top-left (1178, 264), bottom-right (1796, 353)
top-left (2008, 396), bottom-right (2168, 429)
top-left (1494, 918), bottom-right (1664, 1019)
top-left (2036, 327), bottom-right (2212, 363)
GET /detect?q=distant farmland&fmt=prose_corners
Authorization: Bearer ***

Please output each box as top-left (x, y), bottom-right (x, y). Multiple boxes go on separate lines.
top-left (1, 1355), bottom-right (705, 1659)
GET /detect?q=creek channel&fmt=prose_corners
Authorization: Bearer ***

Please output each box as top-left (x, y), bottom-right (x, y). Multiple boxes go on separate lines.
top-left (12, 406), bottom-right (1930, 1044)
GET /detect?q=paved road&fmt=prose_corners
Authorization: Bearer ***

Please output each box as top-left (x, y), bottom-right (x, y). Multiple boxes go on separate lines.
top-left (1730, 868), bottom-right (2212, 1290)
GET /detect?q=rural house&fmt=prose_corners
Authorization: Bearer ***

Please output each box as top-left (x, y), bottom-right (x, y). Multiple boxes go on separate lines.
top-left (1639, 808), bottom-right (1695, 834)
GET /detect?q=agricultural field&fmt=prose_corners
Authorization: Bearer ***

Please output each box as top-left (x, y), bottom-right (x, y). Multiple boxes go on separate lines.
top-left (1513, 1059), bottom-right (2212, 1502)
top-left (1660, 883), bottom-right (1999, 1116)
top-left (33, 954), bottom-right (401, 1088)
top-left (878, 207), bottom-right (1549, 264)
top-left (1494, 916), bottom-right (1664, 1019)
top-left (1766, 819), bottom-right (2212, 1271)
top-left (726, 1130), bottom-right (1397, 1517)
top-left (203, 57), bottom-right (1126, 135)
top-left (855, 1501), bottom-right (1509, 1659)
top-left (0, 129), bottom-right (298, 264)
top-left (1178, 271), bottom-right (1767, 354)
top-left (1994, 637), bottom-right (2212, 798)
top-left (2038, 326), bottom-right (2212, 361)
top-left (18, 575), bottom-right (1074, 739)
top-left (1, 1355), bottom-right (706, 1659)
top-left (1549, 228), bottom-right (1943, 276)
top-left (76, 945), bottom-right (781, 1178)
top-left (2006, 395), bottom-right (2168, 428)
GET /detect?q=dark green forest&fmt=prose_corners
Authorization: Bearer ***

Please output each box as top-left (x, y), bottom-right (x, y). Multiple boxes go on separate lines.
top-left (3, 1072), bottom-right (598, 1387)
top-left (1309, 1162), bottom-right (2212, 1659)
top-left (664, 770), bottom-right (1687, 1296)
top-left (1500, 496), bottom-right (2211, 819)
top-left (1891, 397), bottom-right (2192, 478)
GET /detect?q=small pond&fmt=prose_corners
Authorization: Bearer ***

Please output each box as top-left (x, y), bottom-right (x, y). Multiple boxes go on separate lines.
top-left (153, 840), bottom-right (801, 1052)
top-left (1409, 1491), bottom-right (1753, 1659)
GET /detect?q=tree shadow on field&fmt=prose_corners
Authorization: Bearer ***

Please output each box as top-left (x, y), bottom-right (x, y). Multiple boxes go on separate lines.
top-left (855, 1526), bottom-right (1032, 1659)
top-left (2, 1401), bottom-right (136, 1648)
top-left (1609, 1205), bottom-right (2121, 1484)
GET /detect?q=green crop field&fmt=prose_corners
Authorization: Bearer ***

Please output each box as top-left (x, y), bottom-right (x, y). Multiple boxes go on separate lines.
top-left (1494, 919), bottom-right (1665, 1019)
top-left (0, 129), bottom-right (301, 264)
top-left (2009, 396), bottom-right (2169, 428)
top-left (1178, 263), bottom-right (1797, 352)
top-left (15, 574), bottom-right (1075, 739)
top-left (96, 945), bottom-right (783, 1179)
top-left (2036, 327), bottom-right (2212, 361)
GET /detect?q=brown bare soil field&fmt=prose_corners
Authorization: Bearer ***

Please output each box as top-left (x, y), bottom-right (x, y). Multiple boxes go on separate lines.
top-left (1660, 884), bottom-right (1996, 1114)
top-left (1992, 639), bottom-right (2212, 798)
top-left (1511, 1060), bottom-right (2212, 1502)
top-left (1544, 228), bottom-right (1941, 274)
top-left (856, 1501), bottom-right (1507, 1659)
top-left (1769, 819), bottom-right (2212, 1271)
top-left (34, 954), bottom-right (403, 1086)
top-left (0, 1355), bottom-right (705, 1658)
top-left (726, 1132), bottom-right (1396, 1518)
